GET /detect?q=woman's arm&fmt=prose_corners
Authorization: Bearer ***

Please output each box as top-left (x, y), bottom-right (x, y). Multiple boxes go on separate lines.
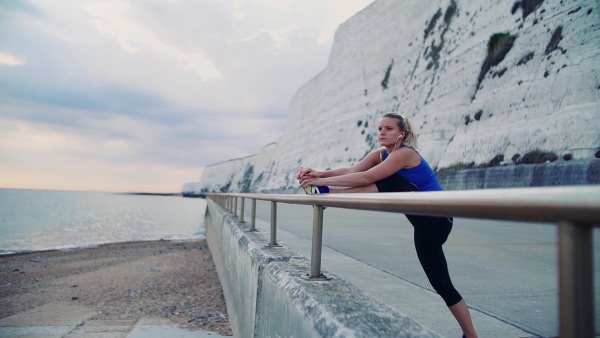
top-left (300, 147), bottom-right (420, 188)
top-left (298, 150), bottom-right (381, 179)
top-left (320, 150), bottom-right (382, 177)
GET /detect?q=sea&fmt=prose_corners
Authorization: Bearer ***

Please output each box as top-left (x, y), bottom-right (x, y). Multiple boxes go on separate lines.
top-left (0, 189), bottom-right (207, 255)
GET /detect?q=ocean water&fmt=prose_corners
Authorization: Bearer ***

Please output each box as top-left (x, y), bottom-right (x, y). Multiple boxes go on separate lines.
top-left (0, 189), bottom-right (207, 255)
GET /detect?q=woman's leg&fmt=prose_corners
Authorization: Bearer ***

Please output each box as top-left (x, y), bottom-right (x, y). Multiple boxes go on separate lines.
top-left (412, 216), bottom-right (462, 306)
top-left (449, 299), bottom-right (478, 338)
top-left (411, 215), bottom-right (477, 336)
top-left (330, 184), bottom-right (378, 193)
top-left (376, 174), bottom-right (477, 336)
top-left (328, 174), bottom-right (411, 194)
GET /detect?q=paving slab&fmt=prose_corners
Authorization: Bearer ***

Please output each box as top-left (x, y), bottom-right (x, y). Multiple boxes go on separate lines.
top-left (127, 323), bottom-right (229, 338)
top-left (0, 326), bottom-right (74, 338)
top-left (64, 320), bottom-right (135, 338)
top-left (0, 303), bottom-right (231, 338)
top-left (0, 302), bottom-right (97, 327)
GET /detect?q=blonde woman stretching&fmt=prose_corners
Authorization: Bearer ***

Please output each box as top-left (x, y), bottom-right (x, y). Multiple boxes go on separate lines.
top-left (297, 113), bottom-right (477, 338)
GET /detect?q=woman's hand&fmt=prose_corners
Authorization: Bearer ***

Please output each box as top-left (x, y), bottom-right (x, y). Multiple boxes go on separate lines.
top-left (296, 167), bottom-right (318, 180)
top-left (297, 167), bottom-right (323, 187)
top-left (299, 175), bottom-right (323, 188)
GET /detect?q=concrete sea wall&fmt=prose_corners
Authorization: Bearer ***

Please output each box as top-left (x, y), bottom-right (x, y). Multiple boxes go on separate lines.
top-left (205, 199), bottom-right (443, 338)
top-left (438, 158), bottom-right (599, 190)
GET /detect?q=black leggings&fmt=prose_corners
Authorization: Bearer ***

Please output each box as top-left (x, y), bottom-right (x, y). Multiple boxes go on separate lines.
top-left (375, 174), bottom-right (462, 307)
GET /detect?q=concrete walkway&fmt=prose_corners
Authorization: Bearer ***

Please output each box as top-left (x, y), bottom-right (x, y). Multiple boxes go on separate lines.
top-left (245, 200), bottom-right (600, 338)
top-left (0, 302), bottom-right (231, 338)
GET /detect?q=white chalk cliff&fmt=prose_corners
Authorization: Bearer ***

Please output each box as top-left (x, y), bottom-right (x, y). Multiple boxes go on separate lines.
top-left (186, 0), bottom-right (600, 194)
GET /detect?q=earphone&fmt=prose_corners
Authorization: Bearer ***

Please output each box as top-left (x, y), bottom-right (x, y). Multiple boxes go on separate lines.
top-left (392, 134), bottom-right (403, 152)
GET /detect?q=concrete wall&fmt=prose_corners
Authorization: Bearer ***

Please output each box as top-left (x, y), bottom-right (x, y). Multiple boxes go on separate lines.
top-left (205, 199), bottom-right (443, 338)
top-left (438, 159), bottom-right (600, 190)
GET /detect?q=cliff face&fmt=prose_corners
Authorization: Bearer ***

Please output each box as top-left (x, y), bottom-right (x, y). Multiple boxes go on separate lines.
top-left (187, 143), bottom-right (278, 194)
top-left (191, 0), bottom-right (600, 194)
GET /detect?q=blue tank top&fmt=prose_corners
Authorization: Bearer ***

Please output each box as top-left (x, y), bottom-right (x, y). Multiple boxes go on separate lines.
top-left (382, 149), bottom-right (443, 192)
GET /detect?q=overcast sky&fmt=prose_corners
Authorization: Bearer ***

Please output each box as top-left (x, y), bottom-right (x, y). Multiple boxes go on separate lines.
top-left (0, 0), bottom-right (373, 193)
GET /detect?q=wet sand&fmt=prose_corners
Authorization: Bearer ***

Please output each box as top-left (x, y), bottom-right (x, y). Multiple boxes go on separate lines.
top-left (0, 239), bottom-right (232, 336)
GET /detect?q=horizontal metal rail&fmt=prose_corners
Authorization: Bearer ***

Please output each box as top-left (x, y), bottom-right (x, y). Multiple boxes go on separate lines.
top-left (208, 186), bottom-right (600, 338)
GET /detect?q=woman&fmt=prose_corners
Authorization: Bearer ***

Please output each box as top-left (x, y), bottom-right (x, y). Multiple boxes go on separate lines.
top-left (297, 113), bottom-right (478, 338)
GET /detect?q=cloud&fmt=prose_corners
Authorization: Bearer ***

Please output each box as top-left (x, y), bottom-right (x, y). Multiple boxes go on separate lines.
top-left (0, 0), bottom-right (374, 192)
top-left (84, 0), bottom-right (223, 81)
top-left (0, 52), bottom-right (25, 66)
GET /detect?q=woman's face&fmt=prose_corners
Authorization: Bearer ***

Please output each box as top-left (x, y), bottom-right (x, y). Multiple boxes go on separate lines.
top-left (378, 117), bottom-right (403, 147)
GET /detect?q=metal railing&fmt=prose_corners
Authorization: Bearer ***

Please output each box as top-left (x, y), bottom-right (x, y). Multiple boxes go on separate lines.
top-left (208, 186), bottom-right (600, 338)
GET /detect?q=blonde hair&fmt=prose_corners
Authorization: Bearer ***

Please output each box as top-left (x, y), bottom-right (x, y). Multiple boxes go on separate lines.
top-left (383, 113), bottom-right (417, 148)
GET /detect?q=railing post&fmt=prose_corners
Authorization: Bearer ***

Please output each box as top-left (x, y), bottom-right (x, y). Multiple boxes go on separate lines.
top-left (558, 220), bottom-right (594, 338)
top-left (240, 197), bottom-right (245, 222)
top-left (249, 199), bottom-right (257, 231)
top-left (310, 205), bottom-right (324, 277)
top-left (306, 205), bottom-right (330, 280)
top-left (233, 196), bottom-right (238, 217)
top-left (267, 201), bottom-right (279, 246)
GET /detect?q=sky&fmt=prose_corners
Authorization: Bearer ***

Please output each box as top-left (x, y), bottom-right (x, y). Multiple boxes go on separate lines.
top-left (0, 0), bottom-right (374, 193)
